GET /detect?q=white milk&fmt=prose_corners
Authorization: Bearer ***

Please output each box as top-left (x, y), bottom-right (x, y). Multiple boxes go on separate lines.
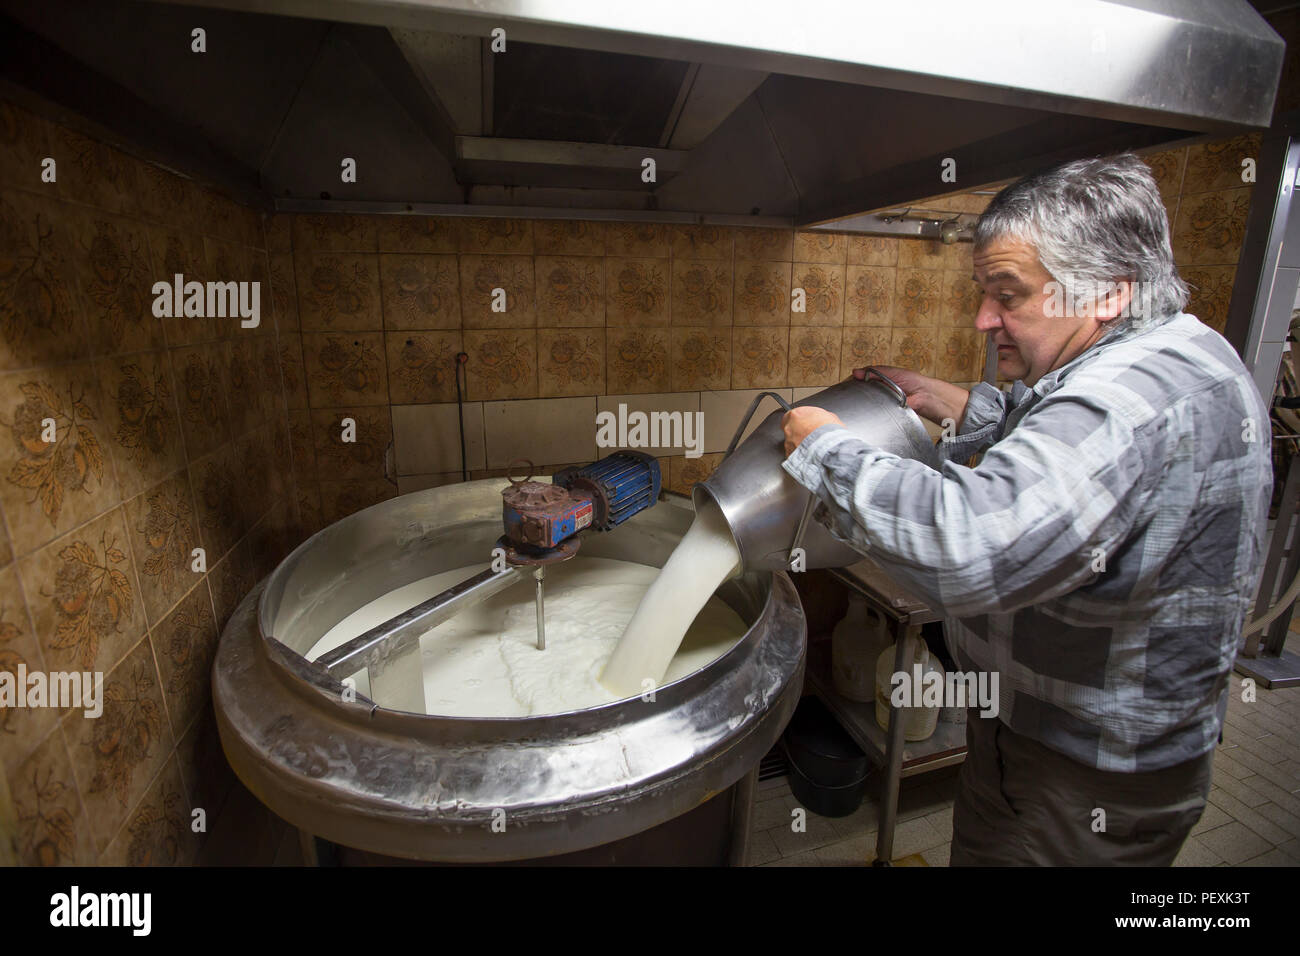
top-left (304, 556), bottom-right (744, 717)
top-left (599, 497), bottom-right (743, 697)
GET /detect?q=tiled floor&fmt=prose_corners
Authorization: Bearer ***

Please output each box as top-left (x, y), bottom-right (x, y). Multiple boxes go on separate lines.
top-left (750, 632), bottom-right (1300, 867)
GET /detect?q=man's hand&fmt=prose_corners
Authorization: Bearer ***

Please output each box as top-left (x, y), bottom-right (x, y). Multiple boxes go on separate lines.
top-left (782, 406), bottom-right (844, 456)
top-left (855, 365), bottom-right (971, 428)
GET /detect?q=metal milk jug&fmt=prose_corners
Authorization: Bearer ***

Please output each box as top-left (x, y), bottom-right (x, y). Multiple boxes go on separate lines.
top-left (692, 369), bottom-right (941, 572)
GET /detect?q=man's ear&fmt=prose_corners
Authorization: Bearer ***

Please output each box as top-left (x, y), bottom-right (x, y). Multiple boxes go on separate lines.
top-left (1094, 279), bottom-right (1134, 322)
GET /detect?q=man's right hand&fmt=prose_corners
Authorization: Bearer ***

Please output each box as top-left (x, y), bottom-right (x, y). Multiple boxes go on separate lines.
top-left (853, 365), bottom-right (971, 429)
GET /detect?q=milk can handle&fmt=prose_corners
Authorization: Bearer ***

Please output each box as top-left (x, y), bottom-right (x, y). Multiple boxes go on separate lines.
top-left (722, 390), bottom-right (794, 460)
top-left (864, 367), bottom-right (909, 408)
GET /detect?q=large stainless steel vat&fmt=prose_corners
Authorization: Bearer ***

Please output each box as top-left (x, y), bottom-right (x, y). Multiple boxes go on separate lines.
top-left (212, 479), bottom-right (805, 863)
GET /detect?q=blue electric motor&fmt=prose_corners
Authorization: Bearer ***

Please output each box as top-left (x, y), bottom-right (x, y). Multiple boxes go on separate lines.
top-left (553, 450), bottom-right (661, 531)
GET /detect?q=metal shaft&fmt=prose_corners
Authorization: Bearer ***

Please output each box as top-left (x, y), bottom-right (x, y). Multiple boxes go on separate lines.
top-left (534, 566), bottom-right (546, 650)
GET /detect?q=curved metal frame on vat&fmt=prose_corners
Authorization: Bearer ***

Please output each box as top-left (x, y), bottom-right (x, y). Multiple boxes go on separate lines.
top-left (212, 479), bottom-right (806, 862)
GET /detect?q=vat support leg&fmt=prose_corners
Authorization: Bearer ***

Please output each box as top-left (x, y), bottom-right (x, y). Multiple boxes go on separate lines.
top-left (728, 765), bottom-right (759, 867)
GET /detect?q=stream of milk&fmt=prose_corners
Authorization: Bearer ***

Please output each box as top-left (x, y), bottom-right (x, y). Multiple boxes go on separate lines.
top-left (598, 497), bottom-right (743, 697)
top-left (305, 555), bottom-right (745, 717)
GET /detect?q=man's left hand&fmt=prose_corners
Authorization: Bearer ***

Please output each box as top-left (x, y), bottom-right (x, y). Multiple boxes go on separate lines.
top-left (782, 406), bottom-right (845, 456)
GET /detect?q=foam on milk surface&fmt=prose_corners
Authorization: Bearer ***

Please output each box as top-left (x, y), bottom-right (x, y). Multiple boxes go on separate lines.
top-left (305, 556), bottom-right (744, 717)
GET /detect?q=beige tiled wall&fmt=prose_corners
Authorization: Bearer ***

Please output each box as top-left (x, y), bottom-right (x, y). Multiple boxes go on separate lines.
top-left (0, 98), bottom-right (306, 865)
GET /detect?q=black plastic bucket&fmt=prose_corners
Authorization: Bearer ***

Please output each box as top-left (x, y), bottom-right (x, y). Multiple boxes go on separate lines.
top-left (781, 696), bottom-right (873, 817)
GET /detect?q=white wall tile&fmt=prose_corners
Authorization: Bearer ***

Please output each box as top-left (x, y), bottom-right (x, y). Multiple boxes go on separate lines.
top-left (392, 402), bottom-right (486, 475)
top-left (700, 388), bottom-right (794, 454)
top-left (596, 392), bottom-right (702, 457)
top-left (483, 397), bottom-right (598, 469)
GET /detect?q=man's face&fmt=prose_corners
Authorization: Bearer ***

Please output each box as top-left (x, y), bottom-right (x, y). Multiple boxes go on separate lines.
top-left (971, 238), bottom-right (1115, 387)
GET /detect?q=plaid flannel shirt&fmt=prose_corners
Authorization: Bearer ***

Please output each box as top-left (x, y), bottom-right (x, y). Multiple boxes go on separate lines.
top-left (783, 312), bottom-right (1272, 771)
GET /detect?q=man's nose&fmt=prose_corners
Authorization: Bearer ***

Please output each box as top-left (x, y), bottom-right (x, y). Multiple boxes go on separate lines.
top-left (973, 298), bottom-right (1002, 333)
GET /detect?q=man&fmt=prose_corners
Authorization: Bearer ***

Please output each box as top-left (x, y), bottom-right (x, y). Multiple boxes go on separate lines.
top-left (781, 154), bottom-right (1272, 865)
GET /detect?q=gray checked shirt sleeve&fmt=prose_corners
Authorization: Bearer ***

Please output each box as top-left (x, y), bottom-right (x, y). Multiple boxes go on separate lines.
top-left (781, 377), bottom-right (1153, 618)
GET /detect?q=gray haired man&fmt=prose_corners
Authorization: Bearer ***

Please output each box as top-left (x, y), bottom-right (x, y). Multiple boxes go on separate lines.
top-left (781, 154), bottom-right (1272, 865)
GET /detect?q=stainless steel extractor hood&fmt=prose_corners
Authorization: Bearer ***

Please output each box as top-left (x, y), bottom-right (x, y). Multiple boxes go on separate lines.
top-left (0, 0), bottom-right (1285, 227)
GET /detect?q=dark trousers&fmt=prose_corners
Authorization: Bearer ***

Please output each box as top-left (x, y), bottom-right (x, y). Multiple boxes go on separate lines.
top-left (950, 709), bottom-right (1214, 865)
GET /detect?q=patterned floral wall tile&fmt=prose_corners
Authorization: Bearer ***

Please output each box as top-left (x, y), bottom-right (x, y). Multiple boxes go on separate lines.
top-left (0, 101), bottom-right (50, 191)
top-left (1143, 148), bottom-right (1187, 204)
top-left (532, 219), bottom-right (605, 256)
top-left (268, 253), bottom-right (299, 334)
top-left (47, 125), bottom-right (139, 216)
top-left (0, 364), bottom-right (120, 557)
top-left (940, 269), bottom-right (983, 327)
top-left (265, 215), bottom-right (292, 255)
top-left (734, 227), bottom-right (793, 262)
top-left (146, 227), bottom-right (215, 347)
top-left (890, 327), bottom-right (937, 376)
top-left (205, 538), bottom-right (252, 634)
top-left (291, 214), bottom-right (378, 253)
top-left (935, 328), bottom-right (985, 382)
top-left (277, 334), bottom-right (309, 410)
top-left (790, 263), bottom-right (845, 326)
top-left (605, 257), bottom-right (669, 327)
top-left (896, 239), bottom-right (950, 271)
top-left (174, 702), bottom-right (234, 823)
top-left (1172, 187), bottom-right (1252, 266)
top-left (535, 256), bottom-right (604, 327)
top-left (847, 235), bottom-right (899, 267)
top-left (96, 350), bottom-right (185, 502)
top-left (149, 584), bottom-right (216, 744)
top-left (839, 327), bottom-right (892, 379)
top-left (731, 328), bottom-right (788, 389)
top-left (195, 191), bottom-right (251, 245)
top-left (294, 253), bottom-right (383, 331)
top-left (672, 258), bottom-right (733, 325)
top-left (732, 261), bottom-right (791, 326)
top-left (941, 240), bottom-right (972, 273)
top-left (606, 329), bottom-right (670, 393)
top-left (670, 225), bottom-right (733, 260)
top-left (1183, 264), bottom-right (1238, 334)
top-left (1181, 134), bottom-right (1262, 195)
top-left (605, 222), bottom-right (670, 258)
top-left (134, 164), bottom-right (200, 231)
top-left (895, 268), bottom-right (944, 326)
top-left (121, 470), bottom-right (200, 630)
top-left (459, 254), bottom-right (536, 329)
top-left (19, 506), bottom-right (144, 677)
top-left (0, 563), bottom-right (56, 776)
top-left (667, 453), bottom-right (723, 496)
top-left (788, 327), bottom-right (842, 387)
top-left (376, 215), bottom-right (457, 253)
top-left (844, 265), bottom-right (895, 326)
top-left (538, 329), bottom-right (605, 397)
top-left (99, 754), bottom-right (199, 865)
top-left (187, 445), bottom-right (243, 563)
top-left (318, 477), bottom-right (398, 525)
top-left (463, 329), bottom-right (538, 400)
top-left (379, 254), bottom-right (460, 330)
top-left (0, 191), bottom-right (90, 370)
top-left (63, 634), bottom-right (173, 851)
top-left (233, 427), bottom-right (277, 530)
top-left (669, 328), bottom-right (730, 392)
top-left (311, 407), bottom-right (392, 480)
top-left (457, 217), bottom-right (533, 255)
top-left (793, 231), bottom-right (846, 265)
top-left (301, 332), bottom-right (389, 406)
top-left (9, 725), bottom-right (97, 865)
top-left (386, 330), bottom-right (463, 404)
top-left (168, 343), bottom-right (231, 460)
top-left (294, 480), bottom-right (324, 539)
top-left (287, 408), bottom-right (317, 480)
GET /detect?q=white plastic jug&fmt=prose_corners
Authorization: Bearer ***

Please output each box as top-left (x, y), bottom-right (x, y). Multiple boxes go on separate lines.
top-left (831, 594), bottom-right (892, 702)
top-left (874, 635), bottom-right (943, 741)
